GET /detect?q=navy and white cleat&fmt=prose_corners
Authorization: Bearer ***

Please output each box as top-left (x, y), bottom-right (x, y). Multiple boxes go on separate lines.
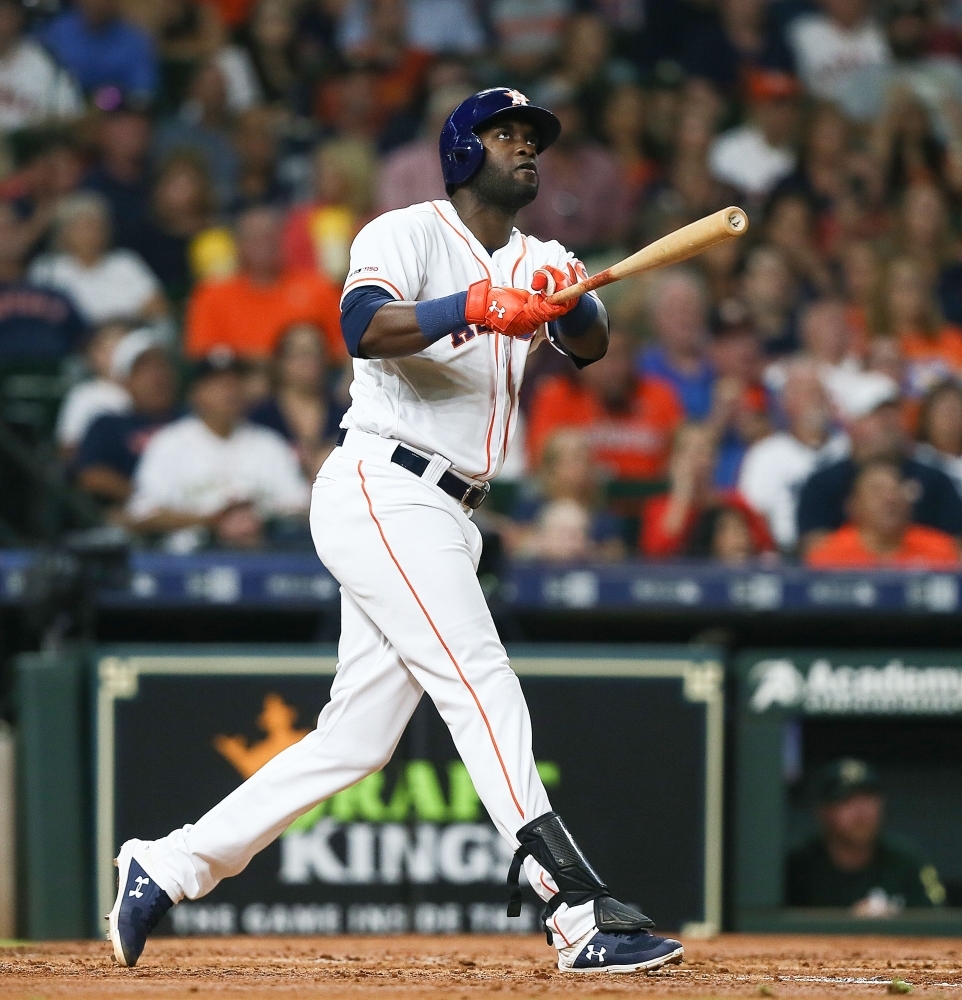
top-left (558, 928), bottom-right (685, 974)
top-left (107, 839), bottom-right (173, 967)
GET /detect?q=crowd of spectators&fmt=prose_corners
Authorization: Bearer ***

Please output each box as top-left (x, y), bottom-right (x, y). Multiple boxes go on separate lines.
top-left (5, 0), bottom-right (962, 567)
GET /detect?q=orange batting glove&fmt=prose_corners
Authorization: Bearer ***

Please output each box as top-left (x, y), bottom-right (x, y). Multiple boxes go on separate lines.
top-left (465, 266), bottom-right (586, 339)
top-left (465, 280), bottom-right (540, 336)
top-left (525, 264), bottom-right (581, 327)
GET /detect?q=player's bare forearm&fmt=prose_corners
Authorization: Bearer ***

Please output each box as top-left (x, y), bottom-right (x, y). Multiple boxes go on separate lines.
top-left (358, 302), bottom-right (433, 359)
top-left (557, 298), bottom-right (609, 363)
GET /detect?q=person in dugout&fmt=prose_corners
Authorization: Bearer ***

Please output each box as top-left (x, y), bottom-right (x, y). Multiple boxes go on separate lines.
top-left (785, 758), bottom-right (946, 914)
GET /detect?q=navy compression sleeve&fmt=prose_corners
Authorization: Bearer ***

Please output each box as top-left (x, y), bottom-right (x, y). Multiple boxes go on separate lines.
top-left (547, 295), bottom-right (603, 369)
top-left (340, 286), bottom-right (395, 358)
top-left (556, 293), bottom-right (598, 337)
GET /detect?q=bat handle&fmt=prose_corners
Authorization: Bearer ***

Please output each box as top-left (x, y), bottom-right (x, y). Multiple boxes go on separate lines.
top-left (545, 275), bottom-right (601, 306)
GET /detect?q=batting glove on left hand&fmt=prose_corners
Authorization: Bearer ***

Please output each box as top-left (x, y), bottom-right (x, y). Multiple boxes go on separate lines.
top-left (526, 264), bottom-right (582, 326)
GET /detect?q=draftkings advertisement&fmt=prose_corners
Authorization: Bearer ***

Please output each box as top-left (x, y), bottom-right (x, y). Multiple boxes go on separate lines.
top-left (96, 648), bottom-right (722, 936)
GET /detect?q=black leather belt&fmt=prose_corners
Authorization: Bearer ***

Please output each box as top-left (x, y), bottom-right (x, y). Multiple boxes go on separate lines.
top-left (336, 428), bottom-right (490, 509)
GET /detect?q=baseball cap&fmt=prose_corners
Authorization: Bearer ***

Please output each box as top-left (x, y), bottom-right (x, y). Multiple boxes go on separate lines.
top-left (190, 346), bottom-right (246, 383)
top-left (745, 69), bottom-right (802, 102)
top-left (816, 758), bottom-right (883, 803)
top-left (838, 372), bottom-right (900, 420)
top-left (110, 329), bottom-right (168, 380)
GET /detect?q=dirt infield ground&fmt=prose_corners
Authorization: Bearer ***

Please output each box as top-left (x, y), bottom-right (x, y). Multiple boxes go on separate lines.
top-left (1, 933), bottom-right (961, 999)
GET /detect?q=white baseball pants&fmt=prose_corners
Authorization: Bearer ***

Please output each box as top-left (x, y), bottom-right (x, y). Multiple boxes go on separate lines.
top-left (144, 429), bottom-right (596, 947)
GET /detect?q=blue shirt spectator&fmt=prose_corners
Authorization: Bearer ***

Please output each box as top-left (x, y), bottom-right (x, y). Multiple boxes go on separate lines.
top-left (640, 271), bottom-right (716, 419)
top-left (0, 200), bottom-right (88, 362)
top-left (75, 409), bottom-right (175, 480)
top-left (0, 280), bottom-right (87, 363)
top-left (640, 343), bottom-right (715, 420)
top-left (38, 1), bottom-right (158, 100)
top-left (797, 455), bottom-right (962, 540)
top-left (73, 329), bottom-right (178, 504)
top-left (715, 432), bottom-right (749, 489)
top-left (81, 103), bottom-right (153, 248)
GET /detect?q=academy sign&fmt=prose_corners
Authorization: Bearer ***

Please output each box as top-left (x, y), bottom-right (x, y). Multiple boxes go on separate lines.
top-left (748, 655), bottom-right (962, 714)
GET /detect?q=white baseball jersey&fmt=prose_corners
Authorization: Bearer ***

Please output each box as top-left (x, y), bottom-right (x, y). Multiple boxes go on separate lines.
top-left (340, 198), bottom-right (595, 481)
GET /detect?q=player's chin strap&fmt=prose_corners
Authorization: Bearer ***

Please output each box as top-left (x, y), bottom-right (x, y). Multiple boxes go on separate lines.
top-left (505, 811), bottom-right (655, 941)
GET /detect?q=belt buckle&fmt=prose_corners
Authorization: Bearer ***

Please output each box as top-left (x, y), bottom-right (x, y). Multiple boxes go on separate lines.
top-left (461, 479), bottom-right (490, 509)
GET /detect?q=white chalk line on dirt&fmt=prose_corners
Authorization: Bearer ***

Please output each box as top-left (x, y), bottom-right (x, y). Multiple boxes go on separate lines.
top-left (734, 974), bottom-right (962, 987)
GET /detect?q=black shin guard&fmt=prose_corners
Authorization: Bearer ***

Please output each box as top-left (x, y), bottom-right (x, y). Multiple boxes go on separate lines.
top-left (509, 811), bottom-right (607, 910)
top-left (506, 811), bottom-right (655, 936)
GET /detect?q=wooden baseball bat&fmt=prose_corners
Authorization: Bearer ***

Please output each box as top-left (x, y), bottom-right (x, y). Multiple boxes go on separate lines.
top-left (545, 206), bottom-right (749, 305)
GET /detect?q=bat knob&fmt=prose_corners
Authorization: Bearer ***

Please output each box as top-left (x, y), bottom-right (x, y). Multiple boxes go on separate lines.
top-left (724, 208), bottom-right (749, 234)
top-left (532, 268), bottom-right (556, 295)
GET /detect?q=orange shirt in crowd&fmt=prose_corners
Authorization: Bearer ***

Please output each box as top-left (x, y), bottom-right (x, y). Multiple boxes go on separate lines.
top-left (640, 491), bottom-right (776, 558)
top-left (806, 524), bottom-right (961, 569)
top-left (900, 325), bottom-right (962, 395)
top-left (185, 271), bottom-right (345, 362)
top-left (527, 374), bottom-right (683, 479)
top-left (208, 0), bottom-right (253, 27)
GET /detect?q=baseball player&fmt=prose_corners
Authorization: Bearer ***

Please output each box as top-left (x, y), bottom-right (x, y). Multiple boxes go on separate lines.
top-left (109, 88), bottom-right (684, 975)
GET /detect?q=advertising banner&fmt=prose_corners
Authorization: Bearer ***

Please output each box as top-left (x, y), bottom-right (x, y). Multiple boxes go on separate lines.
top-left (95, 646), bottom-right (723, 937)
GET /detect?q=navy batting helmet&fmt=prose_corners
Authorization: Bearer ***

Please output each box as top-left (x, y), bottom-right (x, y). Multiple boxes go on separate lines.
top-left (439, 88), bottom-right (561, 192)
